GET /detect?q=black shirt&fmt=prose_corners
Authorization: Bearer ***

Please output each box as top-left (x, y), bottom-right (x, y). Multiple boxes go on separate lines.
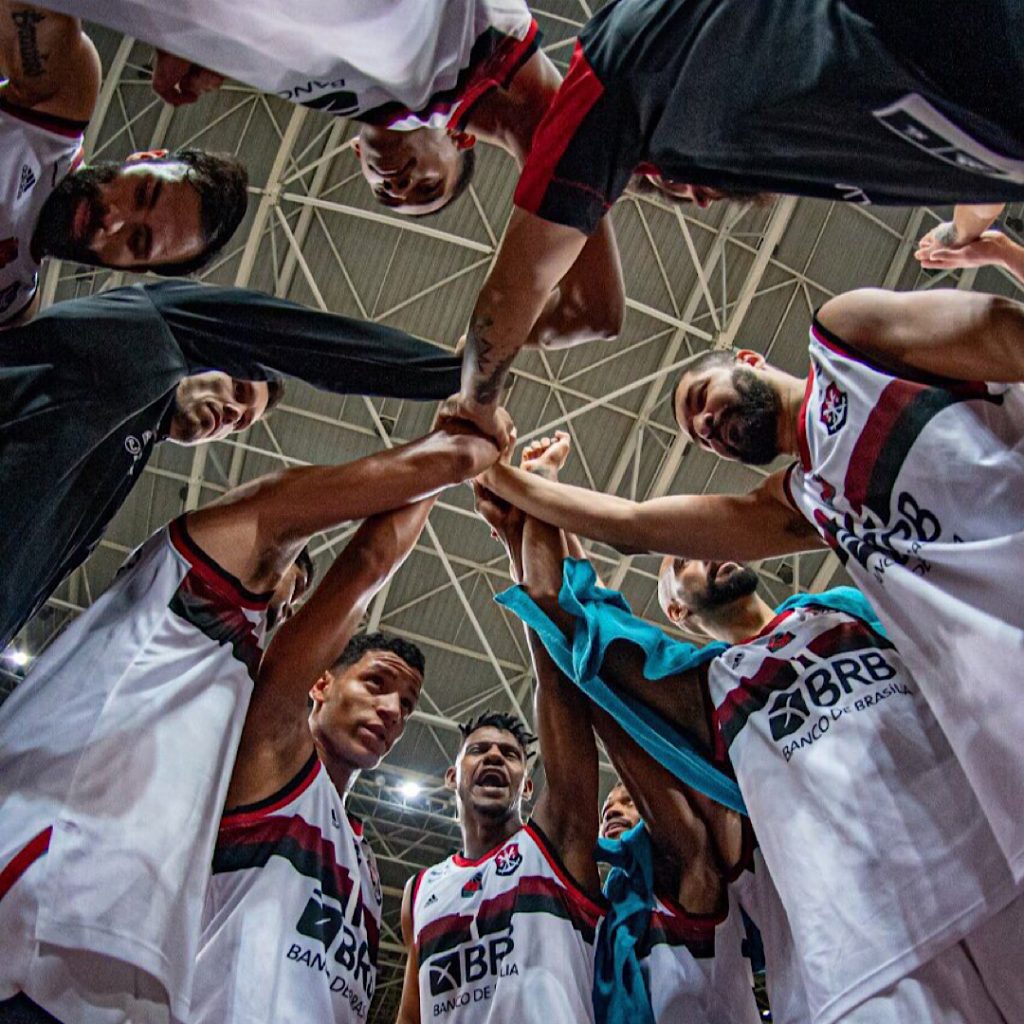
top-left (0, 281), bottom-right (461, 648)
top-left (515, 0), bottom-right (1024, 233)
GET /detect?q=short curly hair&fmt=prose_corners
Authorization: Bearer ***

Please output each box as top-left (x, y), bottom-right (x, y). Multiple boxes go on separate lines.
top-left (459, 711), bottom-right (537, 760)
top-left (147, 148), bottom-right (249, 276)
top-left (332, 631), bottom-right (425, 676)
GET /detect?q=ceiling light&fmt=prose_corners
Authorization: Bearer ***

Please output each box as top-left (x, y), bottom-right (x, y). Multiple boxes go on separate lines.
top-left (399, 781), bottom-right (421, 799)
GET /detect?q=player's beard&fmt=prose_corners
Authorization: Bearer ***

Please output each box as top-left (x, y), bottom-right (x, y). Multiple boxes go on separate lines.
top-left (694, 564), bottom-right (759, 612)
top-left (32, 164), bottom-right (119, 265)
top-left (725, 367), bottom-right (780, 465)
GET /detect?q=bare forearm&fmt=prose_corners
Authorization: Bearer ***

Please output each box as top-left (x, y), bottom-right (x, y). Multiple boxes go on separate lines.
top-left (953, 203), bottom-right (1005, 245)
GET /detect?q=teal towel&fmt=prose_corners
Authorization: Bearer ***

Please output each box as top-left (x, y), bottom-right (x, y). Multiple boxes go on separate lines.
top-left (496, 558), bottom-right (886, 816)
top-left (592, 822), bottom-right (657, 1024)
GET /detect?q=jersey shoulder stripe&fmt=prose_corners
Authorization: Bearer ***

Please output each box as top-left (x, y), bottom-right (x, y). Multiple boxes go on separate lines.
top-left (637, 895), bottom-right (725, 959)
top-left (221, 752), bottom-right (320, 825)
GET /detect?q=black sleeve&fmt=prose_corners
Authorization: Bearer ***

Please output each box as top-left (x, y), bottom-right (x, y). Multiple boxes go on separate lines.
top-left (143, 281), bottom-right (462, 400)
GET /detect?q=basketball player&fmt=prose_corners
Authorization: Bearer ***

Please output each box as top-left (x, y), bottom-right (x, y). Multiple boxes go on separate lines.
top-left (192, 490), bottom-right (434, 1024)
top-left (440, 0), bottom-right (1024, 443)
top-left (0, 418), bottom-right (502, 1023)
top-left (0, 1), bottom-right (247, 326)
top-left (498, 442), bottom-right (1024, 1024)
top-left (478, 284), bottom-right (1024, 884)
top-left (395, 439), bottom-right (610, 1023)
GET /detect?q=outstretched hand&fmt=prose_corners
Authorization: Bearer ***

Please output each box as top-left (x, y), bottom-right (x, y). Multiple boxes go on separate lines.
top-left (152, 50), bottom-right (225, 106)
top-left (914, 230), bottom-right (1011, 271)
top-left (520, 431), bottom-right (571, 481)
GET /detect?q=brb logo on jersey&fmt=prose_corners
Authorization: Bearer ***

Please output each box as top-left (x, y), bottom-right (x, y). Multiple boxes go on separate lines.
top-left (494, 842), bottom-right (522, 877)
top-left (768, 688), bottom-right (810, 740)
top-left (428, 930), bottom-right (516, 999)
top-left (820, 381), bottom-right (848, 435)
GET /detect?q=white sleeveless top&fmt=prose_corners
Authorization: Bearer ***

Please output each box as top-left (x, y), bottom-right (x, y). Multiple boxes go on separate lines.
top-left (413, 822), bottom-right (603, 1023)
top-left (785, 320), bottom-right (1024, 881)
top-left (0, 517), bottom-right (268, 1022)
top-left (193, 753), bottom-right (382, 1023)
top-left (706, 603), bottom-right (1016, 1023)
top-left (0, 95), bottom-right (83, 323)
top-left (641, 888), bottom-right (759, 1024)
top-left (40, 0), bottom-right (534, 128)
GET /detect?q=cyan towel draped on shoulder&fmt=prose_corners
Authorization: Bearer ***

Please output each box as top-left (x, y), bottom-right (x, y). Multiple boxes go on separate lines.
top-left (495, 558), bottom-right (886, 815)
top-left (496, 558), bottom-right (885, 1024)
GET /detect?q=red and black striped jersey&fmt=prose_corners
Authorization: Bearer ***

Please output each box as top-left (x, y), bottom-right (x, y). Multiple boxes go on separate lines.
top-left (193, 753), bottom-right (382, 1023)
top-left (413, 822), bottom-right (603, 1023)
top-left (786, 320), bottom-right (1024, 883)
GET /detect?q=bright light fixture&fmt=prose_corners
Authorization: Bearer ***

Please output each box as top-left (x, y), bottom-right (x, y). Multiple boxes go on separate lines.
top-left (6, 649), bottom-right (28, 667)
top-left (399, 781), bottom-right (421, 799)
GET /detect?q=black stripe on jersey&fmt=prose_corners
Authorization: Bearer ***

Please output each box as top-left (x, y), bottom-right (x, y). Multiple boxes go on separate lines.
top-left (223, 752), bottom-right (319, 818)
top-left (636, 907), bottom-right (718, 960)
top-left (214, 814), bottom-right (379, 960)
top-left (417, 875), bottom-right (598, 964)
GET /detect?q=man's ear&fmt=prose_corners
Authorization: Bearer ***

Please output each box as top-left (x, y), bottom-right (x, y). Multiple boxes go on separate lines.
top-left (736, 349), bottom-right (767, 370)
top-left (309, 669), bottom-right (333, 705)
top-left (125, 149), bottom-right (169, 163)
top-left (667, 600), bottom-right (690, 627)
top-left (444, 765), bottom-right (458, 791)
top-left (521, 777), bottom-right (534, 803)
top-left (448, 129), bottom-right (476, 151)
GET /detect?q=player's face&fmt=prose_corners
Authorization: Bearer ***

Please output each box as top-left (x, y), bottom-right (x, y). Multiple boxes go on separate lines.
top-left (36, 159), bottom-right (206, 269)
top-left (266, 561), bottom-right (312, 632)
top-left (658, 555), bottom-right (759, 622)
top-left (451, 726), bottom-right (530, 822)
top-left (311, 651), bottom-right (422, 770)
top-left (168, 372), bottom-right (270, 445)
top-left (600, 784), bottom-right (640, 840)
top-left (674, 358), bottom-right (781, 464)
top-left (356, 126), bottom-right (462, 215)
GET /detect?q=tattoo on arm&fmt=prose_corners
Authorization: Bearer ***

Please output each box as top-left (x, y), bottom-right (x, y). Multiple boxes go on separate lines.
top-left (12, 9), bottom-right (46, 78)
top-left (469, 317), bottom-right (516, 406)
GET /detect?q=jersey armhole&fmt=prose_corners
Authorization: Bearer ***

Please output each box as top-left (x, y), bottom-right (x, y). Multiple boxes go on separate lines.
top-left (781, 463), bottom-right (800, 512)
top-left (169, 515), bottom-right (275, 610)
top-left (0, 90), bottom-right (89, 138)
top-left (724, 818), bottom-right (759, 884)
top-left (409, 868), bottom-right (429, 938)
top-left (220, 751), bottom-right (320, 827)
top-left (526, 820), bottom-right (607, 919)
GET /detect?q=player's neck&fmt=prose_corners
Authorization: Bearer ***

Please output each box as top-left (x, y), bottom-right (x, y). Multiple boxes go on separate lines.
top-left (314, 738), bottom-right (357, 798)
top-left (460, 811), bottom-right (524, 861)
top-left (775, 374), bottom-right (809, 457)
top-left (702, 593), bottom-right (776, 645)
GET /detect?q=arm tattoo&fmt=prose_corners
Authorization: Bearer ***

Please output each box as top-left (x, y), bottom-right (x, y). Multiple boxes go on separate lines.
top-left (469, 316), bottom-right (516, 406)
top-left (12, 9), bottom-right (46, 78)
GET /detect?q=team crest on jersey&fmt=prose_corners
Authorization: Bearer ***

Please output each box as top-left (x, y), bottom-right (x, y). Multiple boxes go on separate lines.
top-left (766, 631), bottom-right (795, 653)
top-left (461, 871), bottom-right (483, 897)
top-left (820, 381), bottom-right (848, 435)
top-left (0, 236), bottom-right (17, 268)
top-left (494, 842), bottom-right (522, 877)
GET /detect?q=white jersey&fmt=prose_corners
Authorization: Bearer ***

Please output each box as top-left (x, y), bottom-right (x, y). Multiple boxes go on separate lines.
top-left (785, 322), bottom-right (1024, 880)
top-left (729, 845), bottom-right (811, 1024)
top-left (43, 0), bottom-right (535, 129)
top-left (641, 888), bottom-right (759, 1024)
top-left (706, 602), bottom-right (1017, 1024)
top-left (0, 93), bottom-right (83, 324)
top-left (192, 753), bottom-right (382, 1024)
top-left (0, 517), bottom-right (268, 1022)
top-left (412, 822), bottom-right (603, 1023)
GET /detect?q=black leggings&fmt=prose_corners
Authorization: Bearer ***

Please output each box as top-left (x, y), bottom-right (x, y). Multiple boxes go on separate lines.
top-left (0, 995), bottom-right (64, 1024)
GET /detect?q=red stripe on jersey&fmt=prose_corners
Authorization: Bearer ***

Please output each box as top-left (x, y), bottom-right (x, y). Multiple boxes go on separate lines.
top-left (514, 41), bottom-right (606, 215)
top-left (0, 826), bottom-right (51, 901)
top-left (169, 517), bottom-right (272, 610)
top-left (450, 19), bottom-right (540, 131)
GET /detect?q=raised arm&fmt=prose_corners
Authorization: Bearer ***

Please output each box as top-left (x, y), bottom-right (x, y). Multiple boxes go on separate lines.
top-left (187, 423), bottom-right (501, 594)
top-left (479, 461), bottom-right (822, 562)
top-left (443, 209), bottom-right (589, 443)
top-left (817, 286), bottom-right (1024, 382)
top-left (243, 498), bottom-right (434, 741)
top-left (0, 1), bottom-right (99, 119)
top-left (395, 875), bottom-right (422, 1024)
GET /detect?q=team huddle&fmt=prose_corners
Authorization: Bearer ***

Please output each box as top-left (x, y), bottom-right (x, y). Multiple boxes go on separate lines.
top-left (2, 0), bottom-right (1024, 1023)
